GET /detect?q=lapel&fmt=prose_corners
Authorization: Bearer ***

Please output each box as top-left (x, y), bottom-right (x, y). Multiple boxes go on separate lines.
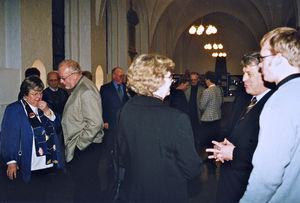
top-left (184, 86), bottom-right (191, 102)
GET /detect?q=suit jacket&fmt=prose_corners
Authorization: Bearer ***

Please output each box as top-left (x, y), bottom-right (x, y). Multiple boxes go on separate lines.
top-left (100, 81), bottom-right (128, 130)
top-left (216, 90), bottom-right (274, 203)
top-left (1, 101), bottom-right (62, 182)
top-left (184, 84), bottom-right (204, 122)
top-left (62, 76), bottom-right (104, 163)
top-left (199, 85), bottom-right (223, 122)
top-left (118, 95), bottom-right (202, 203)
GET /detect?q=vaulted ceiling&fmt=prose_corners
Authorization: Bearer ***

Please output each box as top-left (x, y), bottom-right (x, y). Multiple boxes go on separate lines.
top-left (133, 0), bottom-right (298, 74)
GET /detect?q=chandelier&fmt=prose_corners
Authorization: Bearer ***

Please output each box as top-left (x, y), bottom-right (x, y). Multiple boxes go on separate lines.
top-left (189, 25), bottom-right (217, 35)
top-left (204, 43), bottom-right (223, 50)
top-left (212, 52), bottom-right (227, 57)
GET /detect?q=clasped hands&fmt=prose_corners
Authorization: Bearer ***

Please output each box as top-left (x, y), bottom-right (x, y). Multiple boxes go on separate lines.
top-left (205, 138), bottom-right (235, 163)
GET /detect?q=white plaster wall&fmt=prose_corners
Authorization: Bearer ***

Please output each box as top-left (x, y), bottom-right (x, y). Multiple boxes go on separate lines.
top-left (5, 0), bottom-right (21, 70)
top-left (0, 69), bottom-right (20, 123)
top-left (0, 0), bottom-right (21, 114)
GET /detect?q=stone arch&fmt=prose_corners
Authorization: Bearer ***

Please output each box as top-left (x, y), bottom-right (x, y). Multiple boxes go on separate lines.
top-left (95, 65), bottom-right (104, 90)
top-left (31, 59), bottom-right (47, 87)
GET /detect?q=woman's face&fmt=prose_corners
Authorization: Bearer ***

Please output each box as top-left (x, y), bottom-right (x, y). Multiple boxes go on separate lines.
top-left (24, 89), bottom-right (43, 107)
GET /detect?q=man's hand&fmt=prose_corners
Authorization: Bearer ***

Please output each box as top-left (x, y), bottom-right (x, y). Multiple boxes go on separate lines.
top-left (206, 138), bottom-right (235, 163)
top-left (7, 163), bottom-right (19, 180)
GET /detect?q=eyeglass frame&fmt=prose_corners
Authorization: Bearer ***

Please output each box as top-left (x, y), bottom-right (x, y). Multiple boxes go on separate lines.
top-left (258, 54), bottom-right (275, 62)
top-left (59, 72), bottom-right (76, 81)
top-left (28, 91), bottom-right (43, 97)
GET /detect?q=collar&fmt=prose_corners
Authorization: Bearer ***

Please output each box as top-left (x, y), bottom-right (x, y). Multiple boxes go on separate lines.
top-left (49, 87), bottom-right (58, 92)
top-left (112, 80), bottom-right (123, 89)
top-left (254, 89), bottom-right (271, 102)
top-left (22, 99), bottom-right (38, 115)
top-left (71, 75), bottom-right (83, 92)
top-left (277, 73), bottom-right (300, 88)
top-left (208, 84), bottom-right (216, 88)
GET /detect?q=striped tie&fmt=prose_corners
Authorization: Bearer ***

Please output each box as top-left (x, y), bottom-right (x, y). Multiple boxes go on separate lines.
top-left (240, 97), bottom-right (257, 120)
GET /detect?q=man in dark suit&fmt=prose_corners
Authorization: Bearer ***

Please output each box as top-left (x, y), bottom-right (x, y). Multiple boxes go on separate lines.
top-left (100, 67), bottom-right (129, 195)
top-left (206, 52), bottom-right (274, 203)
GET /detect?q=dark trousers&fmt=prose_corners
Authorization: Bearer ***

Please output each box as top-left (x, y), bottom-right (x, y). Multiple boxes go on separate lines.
top-left (3, 167), bottom-right (61, 202)
top-left (199, 120), bottom-right (221, 147)
top-left (68, 143), bottom-right (103, 202)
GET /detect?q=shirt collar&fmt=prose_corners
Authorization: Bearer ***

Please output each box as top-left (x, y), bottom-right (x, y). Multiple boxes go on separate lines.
top-left (71, 76), bottom-right (83, 92)
top-left (49, 87), bottom-right (58, 92)
top-left (112, 80), bottom-right (123, 89)
top-left (22, 99), bottom-right (38, 115)
top-left (254, 89), bottom-right (271, 102)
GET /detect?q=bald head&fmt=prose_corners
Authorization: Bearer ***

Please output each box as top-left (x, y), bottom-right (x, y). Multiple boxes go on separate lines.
top-left (47, 71), bottom-right (59, 89)
top-left (112, 67), bottom-right (124, 85)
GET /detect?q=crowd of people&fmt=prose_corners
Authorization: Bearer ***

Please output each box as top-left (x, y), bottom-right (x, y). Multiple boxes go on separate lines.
top-left (1, 26), bottom-right (300, 203)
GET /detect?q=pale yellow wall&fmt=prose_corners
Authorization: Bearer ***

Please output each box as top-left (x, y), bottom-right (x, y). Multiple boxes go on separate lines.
top-left (91, 0), bottom-right (107, 84)
top-left (20, 0), bottom-right (53, 80)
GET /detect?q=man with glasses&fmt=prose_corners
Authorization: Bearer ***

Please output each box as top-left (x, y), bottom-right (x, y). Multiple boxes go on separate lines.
top-left (184, 72), bottom-right (204, 147)
top-left (240, 27), bottom-right (300, 202)
top-left (58, 60), bottom-right (104, 202)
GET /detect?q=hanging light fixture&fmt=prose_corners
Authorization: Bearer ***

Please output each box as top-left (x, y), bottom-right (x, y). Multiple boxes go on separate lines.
top-left (204, 43), bottom-right (223, 50)
top-left (189, 24), bottom-right (217, 35)
top-left (212, 52), bottom-right (227, 57)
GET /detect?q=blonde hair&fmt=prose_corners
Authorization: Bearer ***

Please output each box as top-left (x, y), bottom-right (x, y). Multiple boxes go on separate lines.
top-left (127, 54), bottom-right (175, 96)
top-left (260, 27), bottom-right (300, 67)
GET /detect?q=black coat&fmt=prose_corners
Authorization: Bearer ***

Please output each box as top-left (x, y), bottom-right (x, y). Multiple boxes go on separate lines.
top-left (118, 95), bottom-right (202, 203)
top-left (217, 90), bottom-right (274, 203)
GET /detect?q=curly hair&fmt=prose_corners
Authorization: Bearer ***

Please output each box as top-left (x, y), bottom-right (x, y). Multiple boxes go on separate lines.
top-left (127, 54), bottom-right (175, 96)
top-left (261, 27), bottom-right (300, 67)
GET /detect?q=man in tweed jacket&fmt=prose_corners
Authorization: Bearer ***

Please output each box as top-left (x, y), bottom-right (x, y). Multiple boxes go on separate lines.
top-left (199, 71), bottom-right (223, 151)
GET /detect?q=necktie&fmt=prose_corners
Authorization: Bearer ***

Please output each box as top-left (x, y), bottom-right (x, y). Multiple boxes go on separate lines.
top-left (117, 84), bottom-right (123, 101)
top-left (240, 97), bottom-right (257, 120)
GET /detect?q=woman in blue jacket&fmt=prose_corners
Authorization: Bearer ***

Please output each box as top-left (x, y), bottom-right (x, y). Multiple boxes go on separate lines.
top-left (1, 76), bottom-right (63, 201)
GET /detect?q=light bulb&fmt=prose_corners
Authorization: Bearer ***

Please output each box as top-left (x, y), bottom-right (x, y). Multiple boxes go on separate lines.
top-left (213, 43), bottom-right (218, 49)
top-left (189, 26), bottom-right (196, 34)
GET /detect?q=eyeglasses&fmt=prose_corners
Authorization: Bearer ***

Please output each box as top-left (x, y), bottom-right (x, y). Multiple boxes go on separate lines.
top-left (29, 91), bottom-right (43, 97)
top-left (60, 72), bottom-right (75, 81)
top-left (259, 54), bottom-right (275, 62)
